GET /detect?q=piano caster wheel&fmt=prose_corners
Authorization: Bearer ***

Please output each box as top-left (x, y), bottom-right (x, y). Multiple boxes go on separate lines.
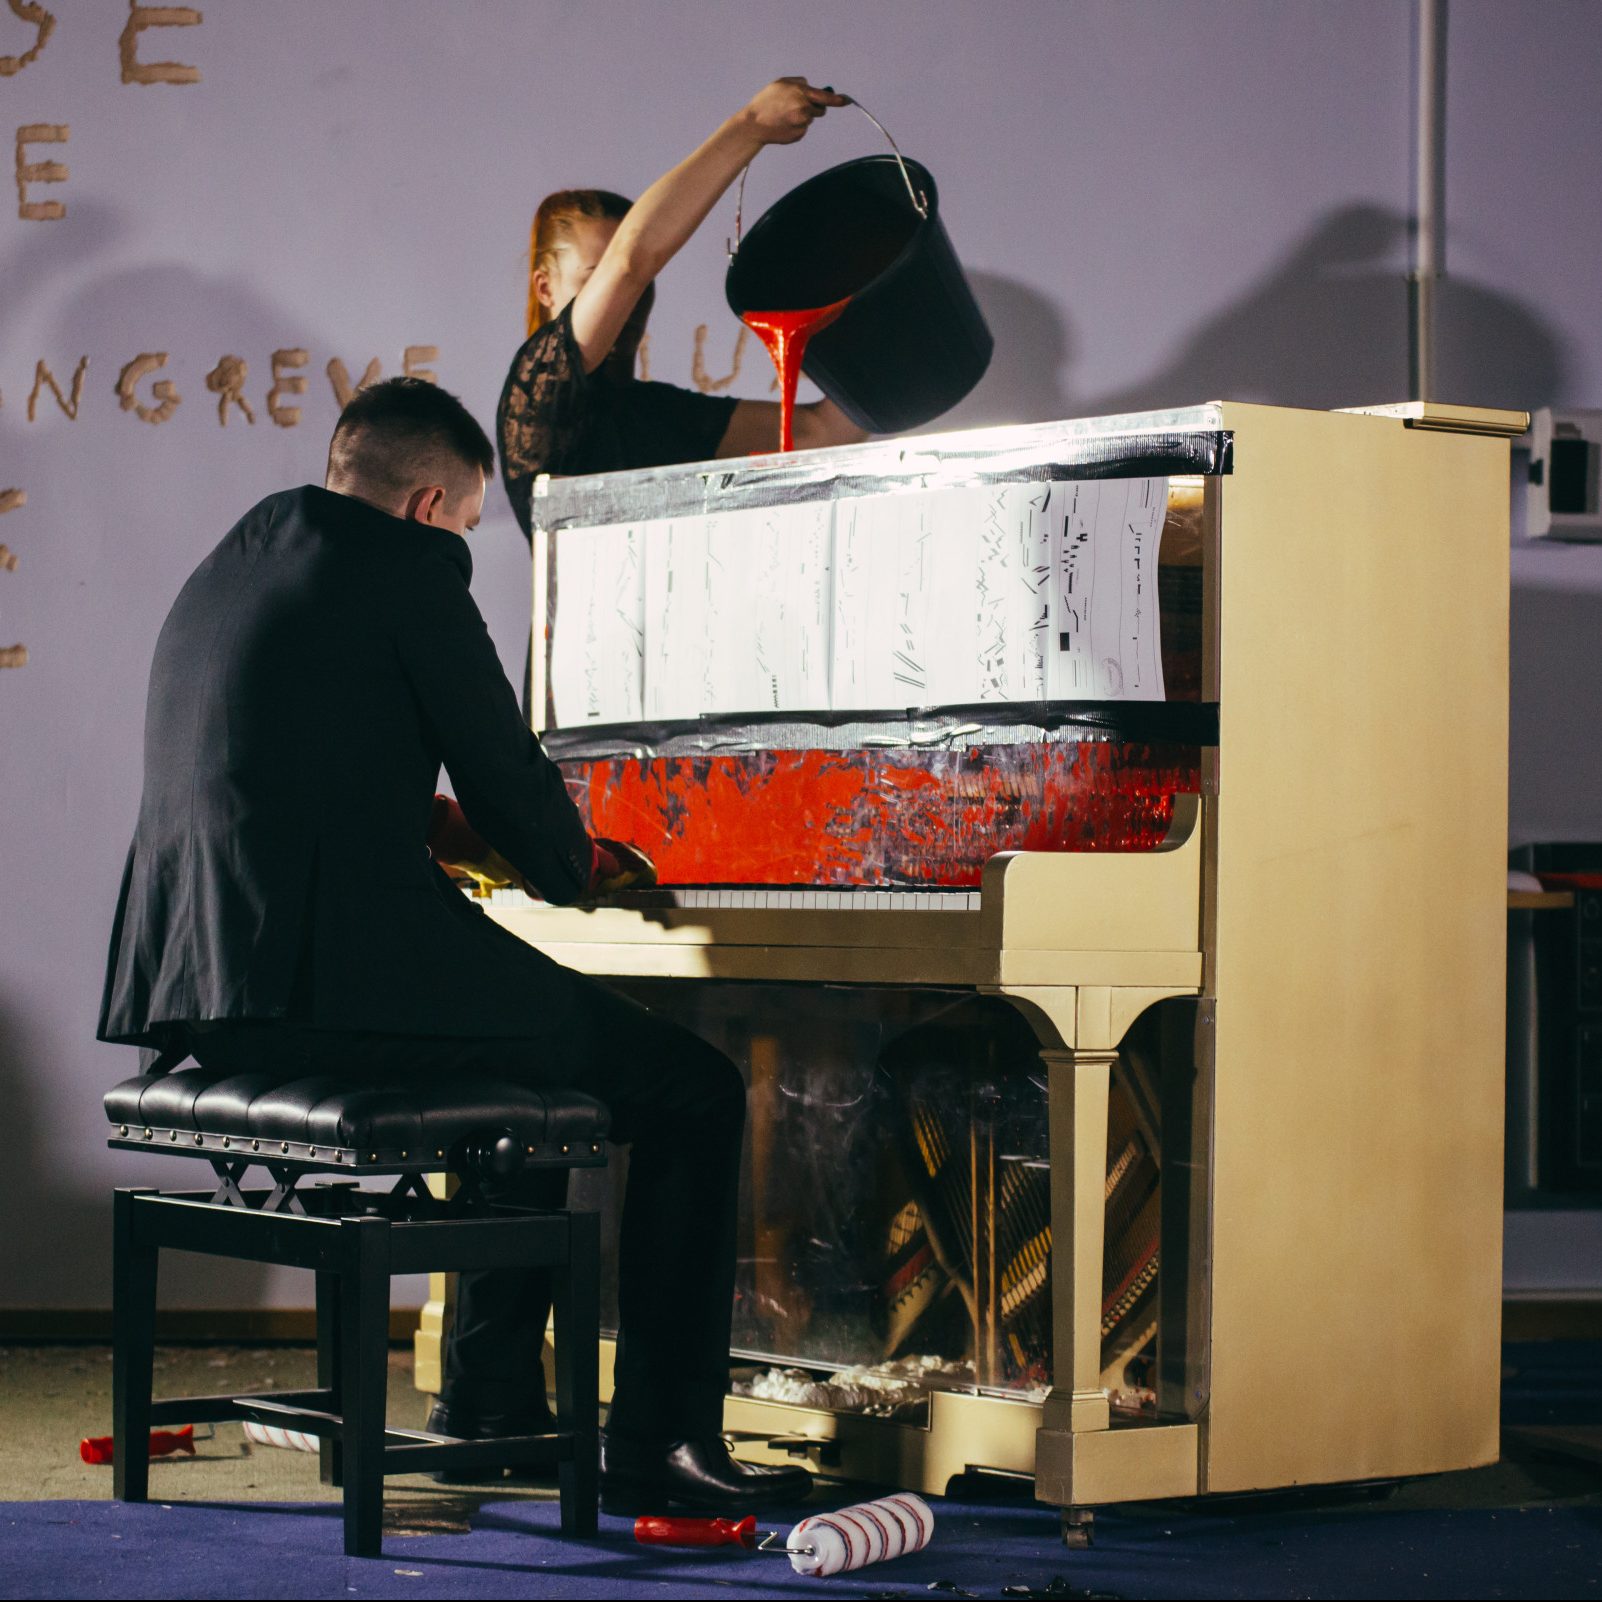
top-left (1061, 1508), bottom-right (1095, 1549)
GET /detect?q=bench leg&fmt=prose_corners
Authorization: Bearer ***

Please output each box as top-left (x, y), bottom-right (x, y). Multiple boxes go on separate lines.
top-left (339, 1217), bottom-right (392, 1558)
top-left (553, 1209), bottom-right (600, 1536)
top-left (316, 1271), bottom-right (343, 1488)
top-left (112, 1189), bottom-right (159, 1504)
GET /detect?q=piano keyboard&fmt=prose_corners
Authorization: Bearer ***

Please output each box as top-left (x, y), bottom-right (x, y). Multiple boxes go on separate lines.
top-left (477, 886), bottom-right (983, 913)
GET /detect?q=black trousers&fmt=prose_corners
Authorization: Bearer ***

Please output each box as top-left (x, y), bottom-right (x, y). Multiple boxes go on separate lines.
top-left (189, 973), bottom-right (745, 1442)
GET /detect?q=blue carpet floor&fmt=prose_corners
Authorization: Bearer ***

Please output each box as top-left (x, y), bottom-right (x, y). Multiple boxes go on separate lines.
top-left (3, 1494), bottom-right (1599, 1600)
top-left (6, 1344), bottom-right (1600, 1600)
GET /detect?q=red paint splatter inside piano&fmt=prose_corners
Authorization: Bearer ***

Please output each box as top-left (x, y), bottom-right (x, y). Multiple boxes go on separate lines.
top-left (561, 740), bottom-right (1200, 888)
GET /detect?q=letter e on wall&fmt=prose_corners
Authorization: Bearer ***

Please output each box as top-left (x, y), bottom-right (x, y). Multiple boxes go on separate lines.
top-left (15, 123), bottom-right (67, 220)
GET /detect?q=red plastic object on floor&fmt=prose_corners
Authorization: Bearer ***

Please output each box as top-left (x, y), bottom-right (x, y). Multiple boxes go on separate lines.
top-left (634, 1513), bottom-right (759, 1549)
top-left (79, 1424), bottom-right (196, 1466)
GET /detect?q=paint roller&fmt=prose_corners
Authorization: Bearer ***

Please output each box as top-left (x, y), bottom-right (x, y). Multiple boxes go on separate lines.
top-left (634, 1491), bottom-right (934, 1576)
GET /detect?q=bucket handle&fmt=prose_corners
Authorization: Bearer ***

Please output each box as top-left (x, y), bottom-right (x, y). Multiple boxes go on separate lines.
top-left (726, 96), bottom-right (930, 259)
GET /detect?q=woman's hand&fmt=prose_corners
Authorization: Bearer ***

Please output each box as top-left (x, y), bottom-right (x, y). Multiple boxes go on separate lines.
top-left (567, 77), bottom-right (850, 374)
top-left (741, 78), bottom-right (850, 146)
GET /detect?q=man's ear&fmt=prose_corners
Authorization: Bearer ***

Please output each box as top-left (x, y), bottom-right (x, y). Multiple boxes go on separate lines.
top-left (403, 485), bottom-right (447, 525)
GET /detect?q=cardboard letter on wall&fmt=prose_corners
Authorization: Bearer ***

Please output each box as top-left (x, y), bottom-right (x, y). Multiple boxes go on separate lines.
top-left (0, 484), bottom-right (26, 669)
top-left (0, 1), bottom-right (55, 77)
top-left (204, 355), bottom-right (255, 426)
top-left (116, 353), bottom-right (180, 423)
top-left (119, 2), bottom-right (201, 85)
top-left (327, 356), bottom-right (381, 408)
top-left (15, 122), bottom-right (67, 220)
top-left (27, 356), bottom-right (87, 421)
top-left (402, 345), bottom-right (438, 384)
top-left (267, 348), bottom-right (308, 427)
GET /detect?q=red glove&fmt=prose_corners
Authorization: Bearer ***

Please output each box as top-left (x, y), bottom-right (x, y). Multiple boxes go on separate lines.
top-left (427, 795), bottom-right (491, 869)
top-left (427, 795), bottom-right (527, 895)
top-left (588, 837), bottom-right (657, 897)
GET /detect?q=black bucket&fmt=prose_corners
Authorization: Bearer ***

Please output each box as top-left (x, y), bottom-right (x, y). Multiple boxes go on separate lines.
top-left (725, 132), bottom-right (992, 434)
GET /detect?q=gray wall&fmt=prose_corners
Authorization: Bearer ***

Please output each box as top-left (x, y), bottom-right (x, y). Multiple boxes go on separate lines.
top-left (2, 1), bottom-right (1598, 1310)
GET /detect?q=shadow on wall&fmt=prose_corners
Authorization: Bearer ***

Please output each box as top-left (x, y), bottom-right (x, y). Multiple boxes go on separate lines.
top-left (938, 202), bottom-right (1585, 842)
top-left (1, 202), bottom-right (347, 1318)
top-left (0, 985), bottom-right (276, 1323)
top-left (935, 202), bottom-right (1568, 431)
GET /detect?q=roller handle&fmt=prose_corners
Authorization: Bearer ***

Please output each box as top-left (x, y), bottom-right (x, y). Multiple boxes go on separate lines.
top-left (79, 1424), bottom-right (196, 1465)
top-left (634, 1514), bottom-right (758, 1549)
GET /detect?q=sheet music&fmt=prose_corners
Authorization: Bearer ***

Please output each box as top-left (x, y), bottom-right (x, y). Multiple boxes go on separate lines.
top-left (1047, 477), bottom-right (1167, 701)
top-left (556, 475), bottom-right (1168, 724)
top-left (642, 516), bottom-right (708, 721)
top-left (925, 484), bottom-right (1055, 704)
top-left (831, 493), bottom-right (940, 710)
top-left (549, 520), bottom-right (644, 725)
top-left (703, 501), bottom-right (833, 714)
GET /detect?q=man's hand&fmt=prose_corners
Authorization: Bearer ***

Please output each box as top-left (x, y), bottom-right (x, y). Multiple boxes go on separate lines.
top-left (427, 794), bottom-right (533, 897)
top-left (589, 837), bottom-right (658, 897)
top-left (741, 78), bottom-right (850, 146)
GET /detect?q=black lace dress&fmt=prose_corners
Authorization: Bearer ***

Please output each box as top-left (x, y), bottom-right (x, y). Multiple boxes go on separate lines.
top-left (496, 303), bottom-right (739, 543)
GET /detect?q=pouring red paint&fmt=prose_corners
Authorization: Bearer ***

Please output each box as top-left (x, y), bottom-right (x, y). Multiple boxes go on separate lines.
top-left (740, 297), bottom-right (853, 451)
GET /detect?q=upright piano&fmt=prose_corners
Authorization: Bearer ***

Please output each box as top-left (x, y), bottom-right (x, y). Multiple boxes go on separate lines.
top-left (415, 399), bottom-right (1525, 1523)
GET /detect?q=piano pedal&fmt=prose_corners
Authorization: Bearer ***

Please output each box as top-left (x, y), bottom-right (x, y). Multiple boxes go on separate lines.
top-left (1061, 1507), bottom-right (1095, 1549)
top-left (719, 1429), bottom-right (842, 1467)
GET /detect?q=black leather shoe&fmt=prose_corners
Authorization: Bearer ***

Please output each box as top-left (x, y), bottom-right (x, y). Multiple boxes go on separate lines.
top-left (600, 1432), bottom-right (812, 1512)
top-left (424, 1400), bottom-right (556, 1484)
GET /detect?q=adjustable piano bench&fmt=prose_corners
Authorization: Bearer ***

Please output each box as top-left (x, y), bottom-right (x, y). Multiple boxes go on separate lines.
top-left (103, 1067), bottom-right (607, 1557)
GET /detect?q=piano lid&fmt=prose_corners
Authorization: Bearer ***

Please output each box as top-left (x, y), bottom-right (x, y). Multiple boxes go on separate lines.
top-left (530, 406), bottom-right (1234, 532)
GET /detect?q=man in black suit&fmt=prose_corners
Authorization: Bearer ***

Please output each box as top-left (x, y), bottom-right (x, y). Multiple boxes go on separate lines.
top-left (98, 377), bottom-right (806, 1511)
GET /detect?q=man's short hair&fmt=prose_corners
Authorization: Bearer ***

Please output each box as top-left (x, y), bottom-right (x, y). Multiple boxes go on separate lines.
top-left (326, 377), bottom-right (494, 509)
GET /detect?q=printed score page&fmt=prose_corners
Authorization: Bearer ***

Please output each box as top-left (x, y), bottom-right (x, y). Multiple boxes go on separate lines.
top-left (548, 520), bottom-right (645, 726)
top-left (831, 492), bottom-right (941, 711)
top-left (641, 516), bottom-right (707, 721)
top-left (1047, 477), bottom-right (1167, 701)
top-left (549, 476), bottom-right (1168, 725)
top-left (702, 502), bottom-right (832, 714)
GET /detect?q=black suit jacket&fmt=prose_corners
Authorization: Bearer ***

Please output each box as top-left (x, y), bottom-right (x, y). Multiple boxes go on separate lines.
top-left (98, 485), bottom-right (593, 1052)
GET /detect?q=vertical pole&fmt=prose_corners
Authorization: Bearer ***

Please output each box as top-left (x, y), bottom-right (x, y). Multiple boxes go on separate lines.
top-left (1410, 0), bottom-right (1447, 402)
top-left (111, 1189), bottom-right (159, 1505)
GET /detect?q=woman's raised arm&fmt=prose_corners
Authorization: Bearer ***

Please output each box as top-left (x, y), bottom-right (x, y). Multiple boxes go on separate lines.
top-left (567, 77), bottom-right (847, 374)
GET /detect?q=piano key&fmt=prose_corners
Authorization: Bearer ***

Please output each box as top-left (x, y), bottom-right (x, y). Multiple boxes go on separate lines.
top-left (463, 882), bottom-right (982, 912)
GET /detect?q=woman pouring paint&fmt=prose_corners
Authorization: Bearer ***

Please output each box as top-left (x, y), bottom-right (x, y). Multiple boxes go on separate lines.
top-left (497, 76), bottom-right (869, 544)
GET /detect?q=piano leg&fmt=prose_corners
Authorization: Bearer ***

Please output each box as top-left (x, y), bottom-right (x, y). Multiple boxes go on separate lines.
top-left (1039, 1045), bottom-right (1115, 1436)
top-left (1032, 1043), bottom-right (1117, 1508)
top-left (1061, 1507), bottom-right (1095, 1549)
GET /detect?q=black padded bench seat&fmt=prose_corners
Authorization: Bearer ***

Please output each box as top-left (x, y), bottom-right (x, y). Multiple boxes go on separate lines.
top-left (105, 1068), bottom-right (609, 1174)
top-left (103, 1063), bottom-right (607, 1555)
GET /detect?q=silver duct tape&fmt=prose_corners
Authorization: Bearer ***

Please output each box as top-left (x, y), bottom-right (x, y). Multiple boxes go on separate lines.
top-left (531, 408), bottom-right (1232, 532)
top-left (540, 700), bottom-right (1219, 762)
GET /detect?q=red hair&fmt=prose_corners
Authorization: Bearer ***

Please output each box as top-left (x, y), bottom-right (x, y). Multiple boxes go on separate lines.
top-left (527, 188), bottom-right (632, 337)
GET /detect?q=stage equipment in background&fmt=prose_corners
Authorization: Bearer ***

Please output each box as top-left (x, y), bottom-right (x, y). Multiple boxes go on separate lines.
top-left (1527, 408), bottom-right (1602, 539)
top-left (1507, 845), bottom-right (1602, 1195)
